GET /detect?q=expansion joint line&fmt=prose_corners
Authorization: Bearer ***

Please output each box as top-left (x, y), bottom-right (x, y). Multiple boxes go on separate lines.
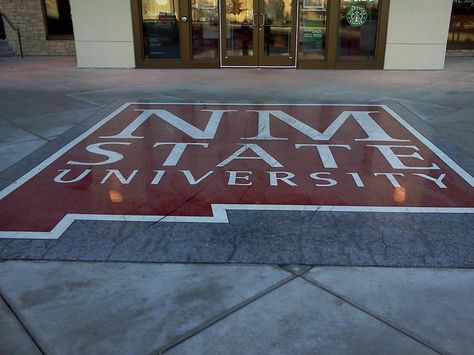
top-left (0, 291), bottom-right (47, 355)
top-left (157, 272), bottom-right (299, 354)
top-left (301, 275), bottom-right (445, 355)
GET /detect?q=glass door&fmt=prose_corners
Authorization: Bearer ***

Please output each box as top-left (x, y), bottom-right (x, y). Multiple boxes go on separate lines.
top-left (132, 0), bottom-right (388, 68)
top-left (134, 0), bottom-right (219, 68)
top-left (221, 0), bottom-right (296, 66)
top-left (258, 0), bottom-right (296, 66)
top-left (190, 0), bottom-right (220, 63)
top-left (139, 0), bottom-right (189, 67)
top-left (221, 0), bottom-right (259, 66)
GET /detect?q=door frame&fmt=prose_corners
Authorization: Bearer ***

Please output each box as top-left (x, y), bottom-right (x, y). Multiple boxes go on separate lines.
top-left (131, 0), bottom-right (220, 69)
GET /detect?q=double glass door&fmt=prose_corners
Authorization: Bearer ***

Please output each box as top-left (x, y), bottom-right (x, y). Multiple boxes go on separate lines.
top-left (134, 0), bottom-right (387, 69)
top-left (221, 0), bottom-right (297, 66)
top-left (137, 0), bottom-right (220, 68)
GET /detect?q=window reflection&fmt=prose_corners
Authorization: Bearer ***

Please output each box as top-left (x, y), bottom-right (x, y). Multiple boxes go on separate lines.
top-left (142, 0), bottom-right (181, 59)
top-left (299, 0), bottom-right (326, 60)
top-left (448, 0), bottom-right (474, 50)
top-left (263, 0), bottom-right (293, 56)
top-left (109, 190), bottom-right (124, 203)
top-left (192, 0), bottom-right (219, 59)
top-left (225, 0), bottom-right (254, 57)
top-left (393, 187), bottom-right (406, 204)
top-left (338, 0), bottom-right (379, 61)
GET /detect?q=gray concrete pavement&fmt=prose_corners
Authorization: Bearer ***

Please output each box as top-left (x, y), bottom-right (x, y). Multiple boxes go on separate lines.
top-left (0, 261), bottom-right (291, 355)
top-left (0, 296), bottom-right (42, 355)
top-left (1, 261), bottom-right (473, 354)
top-left (168, 277), bottom-right (437, 355)
top-left (1, 56), bottom-right (474, 354)
top-left (305, 267), bottom-right (474, 355)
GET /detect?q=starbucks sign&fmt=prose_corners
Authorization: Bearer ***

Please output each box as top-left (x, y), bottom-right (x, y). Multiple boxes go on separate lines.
top-left (346, 5), bottom-right (368, 27)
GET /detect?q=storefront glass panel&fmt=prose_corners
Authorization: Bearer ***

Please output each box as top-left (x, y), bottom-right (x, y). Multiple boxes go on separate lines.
top-left (448, 0), bottom-right (474, 50)
top-left (337, 0), bottom-right (379, 61)
top-left (262, 0), bottom-right (293, 57)
top-left (133, 0), bottom-right (388, 68)
top-left (192, 0), bottom-right (220, 59)
top-left (141, 0), bottom-right (181, 59)
top-left (225, 0), bottom-right (255, 57)
top-left (298, 0), bottom-right (327, 60)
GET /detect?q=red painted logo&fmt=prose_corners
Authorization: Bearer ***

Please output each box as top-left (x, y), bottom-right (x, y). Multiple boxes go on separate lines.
top-left (1, 103), bottom-right (473, 239)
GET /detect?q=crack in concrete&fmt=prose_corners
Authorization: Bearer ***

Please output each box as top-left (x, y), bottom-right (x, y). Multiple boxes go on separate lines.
top-left (99, 171), bottom-right (223, 260)
top-left (0, 291), bottom-right (46, 355)
top-left (301, 275), bottom-right (445, 355)
top-left (157, 265), bottom-right (445, 354)
top-left (225, 232), bottom-right (238, 263)
top-left (158, 273), bottom-right (298, 354)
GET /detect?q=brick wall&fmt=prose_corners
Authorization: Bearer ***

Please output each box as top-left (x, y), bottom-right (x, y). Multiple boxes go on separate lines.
top-left (446, 49), bottom-right (474, 56)
top-left (0, 0), bottom-right (75, 56)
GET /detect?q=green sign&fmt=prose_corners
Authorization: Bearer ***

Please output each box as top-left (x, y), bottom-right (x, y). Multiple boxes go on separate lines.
top-left (303, 19), bottom-right (324, 42)
top-left (303, 27), bottom-right (323, 40)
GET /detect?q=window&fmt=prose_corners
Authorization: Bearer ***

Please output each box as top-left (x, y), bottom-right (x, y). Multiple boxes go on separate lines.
top-left (338, 0), bottom-right (379, 61)
top-left (43, 0), bottom-right (74, 39)
top-left (299, 0), bottom-right (327, 61)
top-left (141, 0), bottom-right (181, 59)
top-left (0, 15), bottom-right (6, 40)
top-left (448, 0), bottom-right (474, 50)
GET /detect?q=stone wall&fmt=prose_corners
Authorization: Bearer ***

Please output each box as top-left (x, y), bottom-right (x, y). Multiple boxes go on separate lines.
top-left (0, 0), bottom-right (75, 56)
top-left (446, 49), bottom-right (474, 56)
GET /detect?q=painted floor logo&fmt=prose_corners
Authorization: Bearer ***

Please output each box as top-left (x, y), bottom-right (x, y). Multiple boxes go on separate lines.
top-left (0, 103), bottom-right (473, 239)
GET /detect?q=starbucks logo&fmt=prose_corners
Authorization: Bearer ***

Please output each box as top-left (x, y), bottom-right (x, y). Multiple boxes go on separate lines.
top-left (346, 5), bottom-right (368, 27)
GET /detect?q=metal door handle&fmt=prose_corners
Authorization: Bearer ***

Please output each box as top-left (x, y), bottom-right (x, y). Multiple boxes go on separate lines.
top-left (259, 14), bottom-right (265, 26)
top-left (252, 13), bottom-right (258, 27)
top-left (181, 16), bottom-right (188, 22)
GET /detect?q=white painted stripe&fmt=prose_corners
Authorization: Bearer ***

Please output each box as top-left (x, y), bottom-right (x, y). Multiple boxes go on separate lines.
top-left (0, 103), bottom-right (132, 200)
top-left (382, 105), bottom-right (474, 187)
top-left (127, 103), bottom-right (384, 106)
top-left (0, 205), bottom-right (473, 240)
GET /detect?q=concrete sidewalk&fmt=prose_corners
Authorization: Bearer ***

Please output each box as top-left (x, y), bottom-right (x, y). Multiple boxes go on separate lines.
top-left (2, 261), bottom-right (473, 354)
top-left (0, 56), bottom-right (474, 354)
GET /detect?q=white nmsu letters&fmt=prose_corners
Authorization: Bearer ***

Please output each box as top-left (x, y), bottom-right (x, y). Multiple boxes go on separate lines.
top-left (244, 110), bottom-right (408, 141)
top-left (53, 108), bottom-right (450, 190)
top-left (67, 142), bottom-right (131, 166)
top-left (53, 169), bottom-right (450, 189)
top-left (101, 109), bottom-right (236, 140)
top-left (99, 109), bottom-right (407, 142)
